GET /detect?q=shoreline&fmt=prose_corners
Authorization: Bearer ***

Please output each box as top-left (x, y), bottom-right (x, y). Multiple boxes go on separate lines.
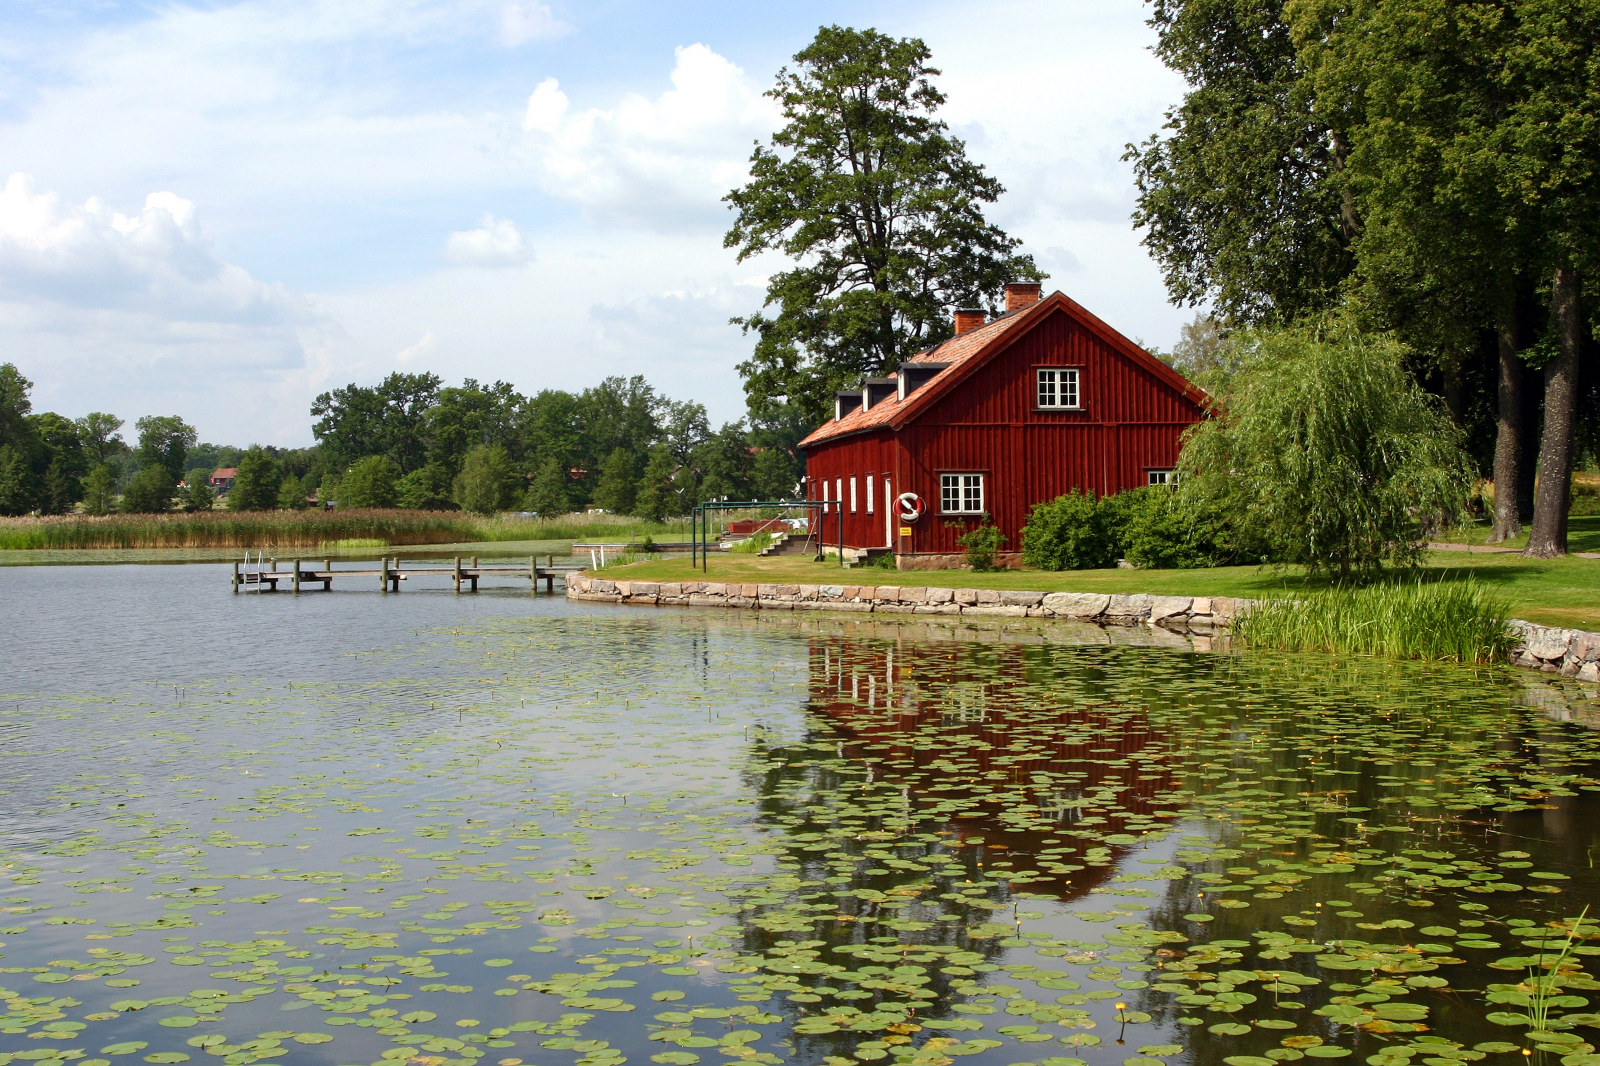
top-left (566, 572), bottom-right (1600, 681)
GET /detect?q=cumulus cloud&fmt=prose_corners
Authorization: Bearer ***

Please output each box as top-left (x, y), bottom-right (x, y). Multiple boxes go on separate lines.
top-left (500, 2), bottom-right (571, 45)
top-left (517, 44), bottom-right (778, 226)
top-left (444, 214), bottom-right (533, 267)
top-left (0, 172), bottom-right (308, 324)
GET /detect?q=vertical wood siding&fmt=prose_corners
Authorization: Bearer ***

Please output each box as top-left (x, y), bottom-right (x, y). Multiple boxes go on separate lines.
top-left (804, 305), bottom-right (1205, 554)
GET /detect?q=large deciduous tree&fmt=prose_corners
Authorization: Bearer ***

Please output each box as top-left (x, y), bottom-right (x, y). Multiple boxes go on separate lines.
top-left (311, 372), bottom-right (441, 474)
top-left (1127, 0), bottom-right (1356, 324)
top-left (725, 25), bottom-right (1042, 428)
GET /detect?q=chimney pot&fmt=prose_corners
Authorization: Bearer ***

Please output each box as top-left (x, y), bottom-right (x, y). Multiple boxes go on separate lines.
top-left (953, 308), bottom-right (986, 335)
top-left (1004, 283), bottom-right (1042, 313)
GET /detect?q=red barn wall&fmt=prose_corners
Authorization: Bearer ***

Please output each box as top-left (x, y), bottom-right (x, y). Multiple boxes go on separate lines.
top-left (804, 305), bottom-right (1205, 557)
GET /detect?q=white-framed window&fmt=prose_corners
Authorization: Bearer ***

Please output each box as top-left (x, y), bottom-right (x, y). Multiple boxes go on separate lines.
top-left (866, 475), bottom-right (875, 514)
top-left (1147, 470), bottom-right (1176, 487)
top-left (821, 479), bottom-right (830, 514)
top-left (940, 473), bottom-right (985, 515)
top-left (835, 479), bottom-right (842, 517)
top-left (849, 476), bottom-right (858, 513)
top-left (1036, 367), bottom-right (1080, 409)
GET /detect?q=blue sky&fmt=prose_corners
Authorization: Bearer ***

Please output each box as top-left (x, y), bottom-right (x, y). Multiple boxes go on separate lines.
top-left (0, 0), bottom-right (1193, 446)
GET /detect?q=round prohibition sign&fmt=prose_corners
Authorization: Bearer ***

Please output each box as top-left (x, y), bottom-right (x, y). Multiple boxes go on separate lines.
top-left (896, 492), bottom-right (926, 522)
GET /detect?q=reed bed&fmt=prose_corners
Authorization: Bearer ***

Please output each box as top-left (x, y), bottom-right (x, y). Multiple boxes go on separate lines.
top-left (1233, 579), bottom-right (1516, 663)
top-left (0, 510), bottom-right (480, 550)
top-left (473, 513), bottom-right (692, 543)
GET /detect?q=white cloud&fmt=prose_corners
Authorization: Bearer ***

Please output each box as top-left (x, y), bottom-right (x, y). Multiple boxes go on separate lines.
top-left (0, 172), bottom-right (310, 325)
top-left (395, 329), bottom-right (434, 364)
top-left (518, 43), bottom-right (778, 226)
top-left (499, 2), bottom-right (571, 46)
top-left (444, 214), bottom-right (533, 267)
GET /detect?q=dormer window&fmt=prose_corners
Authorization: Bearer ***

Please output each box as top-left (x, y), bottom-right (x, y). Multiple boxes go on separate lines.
top-left (862, 377), bottom-right (897, 410)
top-left (898, 362), bottom-right (949, 401)
top-left (1036, 368), bottom-right (1080, 409)
top-left (835, 391), bottom-right (863, 421)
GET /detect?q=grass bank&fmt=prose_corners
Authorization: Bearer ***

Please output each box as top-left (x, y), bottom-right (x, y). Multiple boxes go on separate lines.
top-left (469, 513), bottom-right (691, 543)
top-left (1233, 581), bottom-right (1515, 662)
top-left (607, 550), bottom-right (1600, 630)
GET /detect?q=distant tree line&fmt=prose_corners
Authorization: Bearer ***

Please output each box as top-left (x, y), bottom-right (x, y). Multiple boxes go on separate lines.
top-left (0, 362), bottom-right (801, 518)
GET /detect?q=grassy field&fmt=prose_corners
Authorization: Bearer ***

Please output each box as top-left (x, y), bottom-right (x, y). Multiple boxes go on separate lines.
top-left (610, 549), bottom-right (1600, 630)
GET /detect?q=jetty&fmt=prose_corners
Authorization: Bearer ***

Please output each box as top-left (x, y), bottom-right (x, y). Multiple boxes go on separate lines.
top-left (232, 555), bottom-right (581, 593)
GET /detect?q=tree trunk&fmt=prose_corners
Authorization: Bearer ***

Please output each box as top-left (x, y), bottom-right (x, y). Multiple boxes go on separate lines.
top-left (1524, 265), bottom-right (1580, 558)
top-left (1488, 305), bottom-right (1524, 543)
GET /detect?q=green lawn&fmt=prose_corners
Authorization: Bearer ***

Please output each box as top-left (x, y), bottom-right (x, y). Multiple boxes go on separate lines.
top-left (1432, 512), bottom-right (1600, 553)
top-left (609, 549), bottom-right (1600, 630)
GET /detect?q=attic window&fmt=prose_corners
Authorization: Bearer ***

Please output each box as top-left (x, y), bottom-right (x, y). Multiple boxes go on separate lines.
top-left (1036, 368), bottom-right (1080, 409)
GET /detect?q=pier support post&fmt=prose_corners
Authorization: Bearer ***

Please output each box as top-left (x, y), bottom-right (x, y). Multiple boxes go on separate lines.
top-left (380, 558), bottom-right (388, 593)
top-left (232, 560), bottom-right (239, 593)
top-left (453, 557), bottom-right (461, 593)
top-left (293, 559), bottom-right (301, 593)
top-left (324, 559), bottom-right (332, 591)
top-left (530, 555), bottom-right (536, 593)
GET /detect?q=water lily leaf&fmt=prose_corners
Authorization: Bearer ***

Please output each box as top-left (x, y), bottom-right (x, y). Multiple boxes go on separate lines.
top-left (1210, 1023), bottom-right (1252, 1036)
top-left (157, 1016), bottom-right (200, 1028)
top-left (1303, 1048), bottom-right (1352, 1058)
top-left (101, 1043), bottom-right (149, 1055)
top-left (652, 1055), bottom-right (701, 1065)
top-left (1225, 1057), bottom-right (1277, 1066)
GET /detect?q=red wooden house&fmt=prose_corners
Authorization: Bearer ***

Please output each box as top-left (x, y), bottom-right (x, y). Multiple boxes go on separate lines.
top-left (797, 284), bottom-right (1209, 568)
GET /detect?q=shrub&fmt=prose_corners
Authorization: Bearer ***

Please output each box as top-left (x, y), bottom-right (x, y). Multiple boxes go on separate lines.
top-left (1111, 485), bottom-right (1258, 569)
top-left (954, 517), bottom-right (1006, 570)
top-left (397, 463), bottom-right (454, 511)
top-left (1020, 490), bottom-right (1116, 570)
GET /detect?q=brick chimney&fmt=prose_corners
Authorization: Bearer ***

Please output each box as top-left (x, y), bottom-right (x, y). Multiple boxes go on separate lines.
top-left (1004, 283), bottom-right (1042, 313)
top-left (953, 308), bottom-right (986, 335)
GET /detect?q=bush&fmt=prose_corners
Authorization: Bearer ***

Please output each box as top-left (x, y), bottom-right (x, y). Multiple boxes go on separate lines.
top-left (1020, 490), bottom-right (1116, 570)
top-left (230, 446), bottom-right (283, 512)
top-left (954, 518), bottom-right (1006, 570)
top-left (1112, 485), bottom-right (1257, 569)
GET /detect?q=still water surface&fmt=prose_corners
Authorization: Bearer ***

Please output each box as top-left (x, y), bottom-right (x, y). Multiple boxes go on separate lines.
top-left (0, 565), bottom-right (1598, 1066)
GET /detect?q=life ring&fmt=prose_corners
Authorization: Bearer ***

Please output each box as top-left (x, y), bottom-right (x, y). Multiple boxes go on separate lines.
top-left (897, 492), bottom-right (925, 522)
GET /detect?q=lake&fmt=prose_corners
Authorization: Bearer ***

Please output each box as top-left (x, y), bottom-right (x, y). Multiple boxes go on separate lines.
top-left (0, 563), bottom-right (1597, 1066)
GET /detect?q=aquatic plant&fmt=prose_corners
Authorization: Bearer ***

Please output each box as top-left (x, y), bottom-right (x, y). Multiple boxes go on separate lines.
top-left (729, 531), bottom-right (774, 554)
top-left (0, 508), bottom-right (480, 549)
top-left (1233, 579), bottom-right (1515, 662)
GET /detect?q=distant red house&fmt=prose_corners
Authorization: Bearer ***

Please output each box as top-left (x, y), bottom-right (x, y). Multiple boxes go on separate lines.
top-left (797, 284), bottom-right (1209, 568)
top-left (209, 468), bottom-right (237, 492)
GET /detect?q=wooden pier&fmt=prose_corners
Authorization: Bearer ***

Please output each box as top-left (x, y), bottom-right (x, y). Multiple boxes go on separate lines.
top-left (232, 556), bottom-right (581, 594)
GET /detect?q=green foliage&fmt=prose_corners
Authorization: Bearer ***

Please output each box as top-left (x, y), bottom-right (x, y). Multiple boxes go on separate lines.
top-left (1020, 490), bottom-right (1117, 570)
top-left (695, 423), bottom-right (755, 502)
top-left (230, 446), bottom-right (284, 512)
top-left (524, 457), bottom-right (571, 517)
top-left (183, 469), bottom-right (216, 514)
top-left (728, 531), bottom-right (774, 554)
top-left (452, 445), bottom-right (519, 515)
top-left (592, 447), bottom-right (638, 515)
top-left (75, 413), bottom-right (125, 466)
top-left (1113, 485), bottom-right (1254, 569)
top-left (1233, 580), bottom-right (1515, 663)
top-left (339, 455), bottom-right (399, 509)
top-left (82, 464), bottom-right (117, 516)
top-left (311, 372), bottom-right (441, 474)
top-left (725, 25), bottom-right (1042, 428)
top-left (1180, 320), bottom-right (1476, 578)
top-left (633, 445), bottom-right (676, 523)
top-left (120, 464), bottom-right (177, 514)
top-left (135, 415), bottom-right (197, 482)
top-left (396, 462), bottom-right (455, 511)
top-left (750, 445), bottom-right (800, 500)
top-left (1126, 0), bottom-right (1353, 323)
top-left (953, 517), bottom-right (1006, 571)
top-left (276, 473), bottom-right (309, 511)
top-left (0, 444), bottom-right (31, 517)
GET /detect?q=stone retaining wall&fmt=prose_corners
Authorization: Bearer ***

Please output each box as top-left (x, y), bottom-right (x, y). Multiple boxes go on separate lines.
top-left (565, 573), bottom-right (1600, 679)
